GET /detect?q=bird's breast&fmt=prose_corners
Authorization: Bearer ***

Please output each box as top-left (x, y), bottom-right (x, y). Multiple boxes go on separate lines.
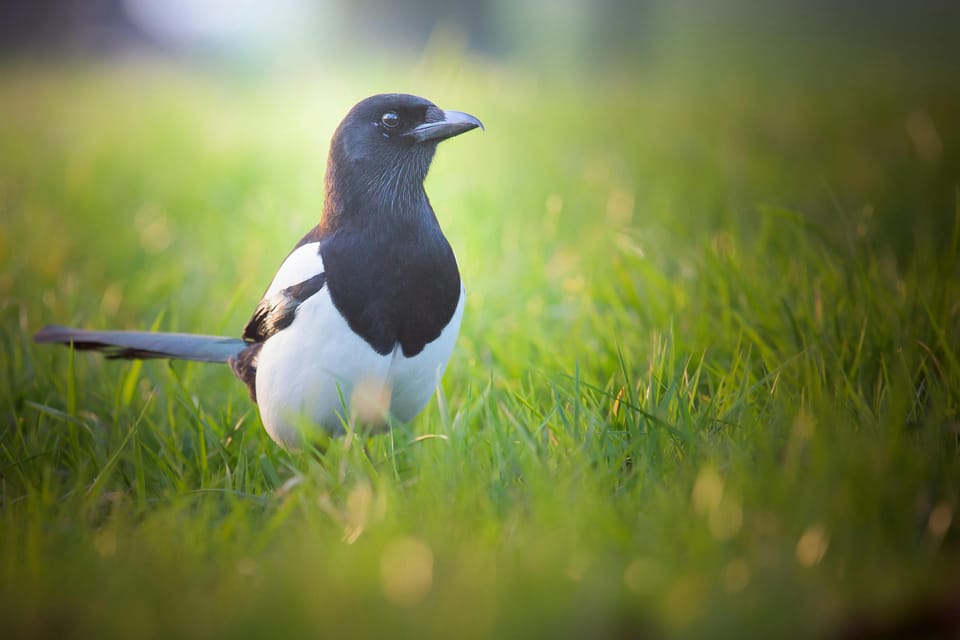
top-left (321, 227), bottom-right (461, 357)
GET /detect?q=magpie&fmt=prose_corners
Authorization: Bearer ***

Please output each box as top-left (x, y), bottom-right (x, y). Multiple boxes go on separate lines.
top-left (34, 93), bottom-right (483, 449)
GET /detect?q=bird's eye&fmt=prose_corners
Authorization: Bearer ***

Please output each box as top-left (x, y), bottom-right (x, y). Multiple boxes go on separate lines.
top-left (380, 111), bottom-right (400, 129)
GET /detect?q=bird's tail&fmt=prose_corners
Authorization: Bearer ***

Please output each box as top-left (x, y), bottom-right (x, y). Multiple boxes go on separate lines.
top-left (33, 325), bottom-right (247, 363)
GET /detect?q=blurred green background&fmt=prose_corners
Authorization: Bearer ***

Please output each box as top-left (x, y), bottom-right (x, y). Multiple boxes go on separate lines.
top-left (1, 1), bottom-right (959, 638)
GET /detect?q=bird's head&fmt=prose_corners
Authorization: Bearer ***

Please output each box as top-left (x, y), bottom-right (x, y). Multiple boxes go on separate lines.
top-left (324, 94), bottom-right (483, 220)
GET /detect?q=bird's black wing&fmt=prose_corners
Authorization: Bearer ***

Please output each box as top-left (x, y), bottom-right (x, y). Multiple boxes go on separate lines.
top-left (241, 273), bottom-right (327, 344)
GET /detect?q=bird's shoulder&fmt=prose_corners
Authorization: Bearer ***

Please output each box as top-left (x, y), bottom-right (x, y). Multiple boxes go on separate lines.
top-left (243, 233), bottom-right (329, 344)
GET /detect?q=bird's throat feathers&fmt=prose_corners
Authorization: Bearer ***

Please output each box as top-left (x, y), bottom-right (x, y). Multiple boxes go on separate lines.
top-left (322, 136), bottom-right (437, 228)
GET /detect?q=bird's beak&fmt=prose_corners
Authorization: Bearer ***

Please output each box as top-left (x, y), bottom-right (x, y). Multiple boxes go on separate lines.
top-left (407, 109), bottom-right (484, 143)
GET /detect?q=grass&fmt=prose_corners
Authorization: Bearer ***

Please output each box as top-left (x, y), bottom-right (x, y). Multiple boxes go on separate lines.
top-left (1, 50), bottom-right (959, 638)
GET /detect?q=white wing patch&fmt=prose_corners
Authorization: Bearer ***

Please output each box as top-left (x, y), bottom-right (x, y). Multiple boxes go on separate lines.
top-left (264, 242), bottom-right (326, 297)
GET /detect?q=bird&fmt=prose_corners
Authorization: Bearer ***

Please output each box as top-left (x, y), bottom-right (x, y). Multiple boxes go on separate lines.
top-left (34, 93), bottom-right (483, 450)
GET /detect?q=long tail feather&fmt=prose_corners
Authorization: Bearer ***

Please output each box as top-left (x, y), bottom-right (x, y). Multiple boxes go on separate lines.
top-left (34, 325), bottom-right (247, 363)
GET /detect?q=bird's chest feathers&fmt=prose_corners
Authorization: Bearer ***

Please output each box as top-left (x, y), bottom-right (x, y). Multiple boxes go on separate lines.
top-left (321, 226), bottom-right (460, 358)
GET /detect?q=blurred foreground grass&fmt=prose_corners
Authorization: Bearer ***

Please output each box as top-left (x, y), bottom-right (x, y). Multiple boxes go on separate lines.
top-left (1, 53), bottom-right (959, 638)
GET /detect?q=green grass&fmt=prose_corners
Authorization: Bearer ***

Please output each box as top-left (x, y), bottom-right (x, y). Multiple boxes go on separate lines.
top-left (1, 53), bottom-right (959, 638)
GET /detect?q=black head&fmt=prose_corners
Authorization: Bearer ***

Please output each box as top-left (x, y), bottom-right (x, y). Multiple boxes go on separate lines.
top-left (323, 94), bottom-right (483, 222)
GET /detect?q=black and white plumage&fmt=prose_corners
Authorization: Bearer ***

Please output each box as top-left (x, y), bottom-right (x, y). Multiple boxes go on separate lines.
top-left (34, 93), bottom-right (482, 449)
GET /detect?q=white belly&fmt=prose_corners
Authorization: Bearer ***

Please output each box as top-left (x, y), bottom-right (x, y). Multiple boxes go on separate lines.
top-left (388, 288), bottom-right (465, 421)
top-left (255, 285), bottom-right (465, 449)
